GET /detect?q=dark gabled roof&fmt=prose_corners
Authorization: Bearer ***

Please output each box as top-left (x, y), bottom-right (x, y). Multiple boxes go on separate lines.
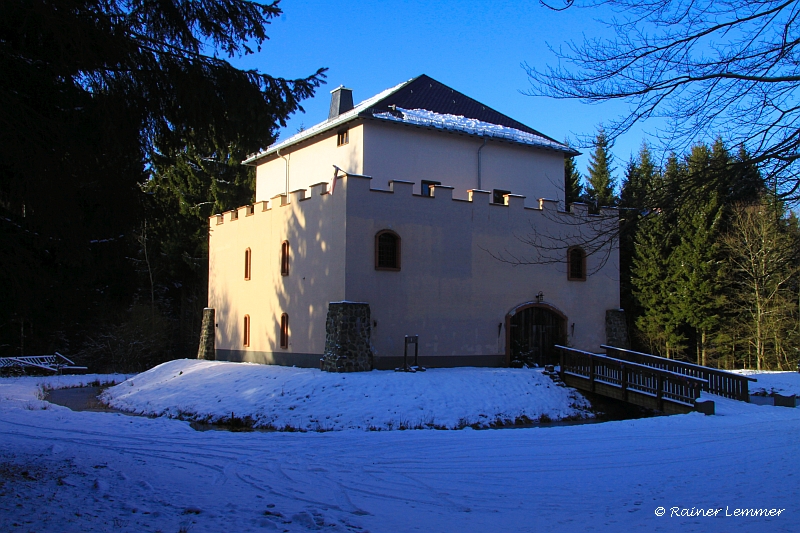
top-left (243, 74), bottom-right (575, 165)
top-left (364, 75), bottom-right (557, 142)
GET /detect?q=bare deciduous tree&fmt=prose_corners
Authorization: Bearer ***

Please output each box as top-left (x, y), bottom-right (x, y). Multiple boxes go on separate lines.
top-left (527, 0), bottom-right (800, 199)
top-left (723, 202), bottom-right (797, 370)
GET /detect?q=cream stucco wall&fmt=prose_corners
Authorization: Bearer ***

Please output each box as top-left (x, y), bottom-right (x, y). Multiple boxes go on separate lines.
top-left (208, 183), bottom-right (347, 364)
top-left (343, 176), bottom-right (619, 365)
top-left (207, 173), bottom-right (619, 368)
top-left (212, 119), bottom-right (616, 368)
top-left (361, 120), bottom-right (565, 205)
top-left (253, 119), bottom-right (565, 208)
top-left (254, 124), bottom-right (364, 203)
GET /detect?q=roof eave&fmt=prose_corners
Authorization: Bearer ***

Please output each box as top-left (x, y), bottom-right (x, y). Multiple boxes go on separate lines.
top-left (242, 114), bottom-right (365, 165)
top-left (242, 77), bottom-right (419, 166)
top-left (367, 115), bottom-right (580, 155)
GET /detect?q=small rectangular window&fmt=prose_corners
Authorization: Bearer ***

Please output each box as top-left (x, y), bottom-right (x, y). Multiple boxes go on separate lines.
top-left (280, 241), bottom-right (290, 276)
top-left (280, 313), bottom-right (289, 349)
top-left (243, 315), bottom-right (251, 347)
top-left (492, 189), bottom-right (511, 204)
top-left (244, 248), bottom-right (252, 280)
top-left (337, 129), bottom-right (349, 146)
top-left (421, 180), bottom-right (441, 197)
top-left (568, 247), bottom-right (586, 281)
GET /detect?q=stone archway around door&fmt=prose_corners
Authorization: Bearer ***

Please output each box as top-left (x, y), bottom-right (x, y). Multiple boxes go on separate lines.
top-left (505, 303), bottom-right (567, 368)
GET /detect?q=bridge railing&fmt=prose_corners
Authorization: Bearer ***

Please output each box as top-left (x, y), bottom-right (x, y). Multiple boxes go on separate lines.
top-left (0, 353), bottom-right (86, 374)
top-left (602, 345), bottom-right (756, 402)
top-left (556, 345), bottom-right (708, 408)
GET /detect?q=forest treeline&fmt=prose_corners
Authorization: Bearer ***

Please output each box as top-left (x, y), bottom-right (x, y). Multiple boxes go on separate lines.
top-left (568, 133), bottom-right (800, 371)
top-left (0, 1), bottom-right (324, 371)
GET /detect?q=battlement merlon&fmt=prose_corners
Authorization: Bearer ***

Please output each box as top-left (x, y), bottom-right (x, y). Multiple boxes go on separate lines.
top-left (309, 182), bottom-right (329, 196)
top-left (504, 193), bottom-right (525, 209)
top-left (431, 185), bottom-right (455, 201)
top-left (289, 189), bottom-right (307, 203)
top-left (208, 174), bottom-right (617, 226)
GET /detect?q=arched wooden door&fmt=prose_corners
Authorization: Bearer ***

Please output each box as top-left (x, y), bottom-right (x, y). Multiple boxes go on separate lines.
top-left (506, 304), bottom-right (567, 367)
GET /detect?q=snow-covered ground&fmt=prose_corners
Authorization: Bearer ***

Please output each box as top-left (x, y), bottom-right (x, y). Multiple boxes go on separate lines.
top-left (734, 369), bottom-right (800, 396)
top-left (1, 365), bottom-right (799, 533)
top-left (100, 360), bottom-right (590, 430)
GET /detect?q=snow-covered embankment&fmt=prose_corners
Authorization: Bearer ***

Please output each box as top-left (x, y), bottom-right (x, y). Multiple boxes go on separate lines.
top-left (101, 359), bottom-right (591, 431)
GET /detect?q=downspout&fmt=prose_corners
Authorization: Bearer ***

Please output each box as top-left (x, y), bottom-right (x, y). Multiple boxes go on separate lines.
top-left (477, 137), bottom-right (487, 190)
top-left (277, 147), bottom-right (289, 197)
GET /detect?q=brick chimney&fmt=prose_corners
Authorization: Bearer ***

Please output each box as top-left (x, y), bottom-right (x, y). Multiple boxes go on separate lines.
top-left (328, 86), bottom-right (354, 119)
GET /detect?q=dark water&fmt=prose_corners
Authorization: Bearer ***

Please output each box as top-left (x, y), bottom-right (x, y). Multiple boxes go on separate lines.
top-left (44, 387), bottom-right (270, 431)
top-left (45, 386), bottom-right (127, 414)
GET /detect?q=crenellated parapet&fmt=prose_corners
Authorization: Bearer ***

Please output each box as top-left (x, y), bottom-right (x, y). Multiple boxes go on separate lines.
top-left (209, 174), bottom-right (618, 227)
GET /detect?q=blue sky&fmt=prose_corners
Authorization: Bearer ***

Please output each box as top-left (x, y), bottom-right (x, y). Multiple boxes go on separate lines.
top-left (232, 0), bottom-right (651, 183)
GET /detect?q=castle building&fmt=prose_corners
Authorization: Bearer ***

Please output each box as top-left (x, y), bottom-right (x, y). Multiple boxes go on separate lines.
top-left (207, 75), bottom-right (620, 369)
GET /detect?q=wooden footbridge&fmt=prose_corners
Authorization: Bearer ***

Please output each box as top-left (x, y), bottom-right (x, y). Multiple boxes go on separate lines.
top-left (555, 345), bottom-right (757, 414)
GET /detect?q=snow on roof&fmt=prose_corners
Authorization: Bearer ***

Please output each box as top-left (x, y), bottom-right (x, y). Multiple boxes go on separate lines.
top-left (242, 79), bottom-right (413, 165)
top-left (373, 107), bottom-right (571, 152)
top-left (242, 76), bottom-right (575, 165)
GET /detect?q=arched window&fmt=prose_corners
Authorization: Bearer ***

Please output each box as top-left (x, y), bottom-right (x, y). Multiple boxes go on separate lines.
top-left (568, 247), bottom-right (586, 281)
top-left (375, 230), bottom-right (401, 271)
top-left (244, 248), bottom-right (252, 280)
top-left (243, 315), bottom-right (250, 347)
top-left (280, 313), bottom-right (289, 349)
top-left (280, 240), bottom-right (290, 276)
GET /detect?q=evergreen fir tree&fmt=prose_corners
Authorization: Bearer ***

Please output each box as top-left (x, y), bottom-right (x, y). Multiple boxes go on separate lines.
top-left (564, 152), bottom-right (584, 207)
top-left (564, 139), bottom-right (583, 206)
top-left (622, 143), bottom-right (657, 208)
top-left (144, 137), bottom-right (257, 356)
top-left (729, 145), bottom-right (766, 216)
top-left (630, 140), bottom-right (770, 366)
top-left (0, 0), bottom-right (324, 360)
top-left (619, 143), bottom-right (658, 332)
top-left (585, 129), bottom-right (617, 212)
top-left (631, 210), bottom-right (684, 357)
top-left (672, 180), bottom-right (726, 365)
top-left (631, 153), bottom-right (684, 357)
